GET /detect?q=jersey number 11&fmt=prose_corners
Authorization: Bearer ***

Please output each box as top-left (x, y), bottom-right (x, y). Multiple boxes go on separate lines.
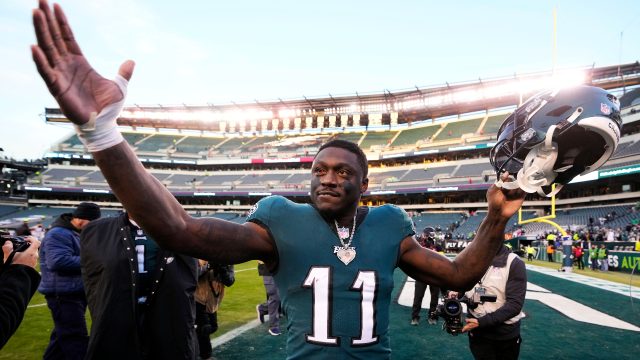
top-left (302, 266), bottom-right (378, 347)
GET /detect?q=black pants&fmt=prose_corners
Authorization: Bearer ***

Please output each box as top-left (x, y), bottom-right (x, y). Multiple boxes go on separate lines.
top-left (196, 302), bottom-right (218, 359)
top-left (469, 335), bottom-right (521, 360)
top-left (411, 280), bottom-right (439, 319)
top-left (43, 293), bottom-right (89, 360)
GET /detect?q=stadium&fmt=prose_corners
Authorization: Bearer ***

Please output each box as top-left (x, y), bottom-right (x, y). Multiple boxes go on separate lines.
top-left (2, 58), bottom-right (640, 359)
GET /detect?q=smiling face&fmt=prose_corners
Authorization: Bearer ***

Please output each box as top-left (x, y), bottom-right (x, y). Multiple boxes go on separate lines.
top-left (310, 146), bottom-right (369, 219)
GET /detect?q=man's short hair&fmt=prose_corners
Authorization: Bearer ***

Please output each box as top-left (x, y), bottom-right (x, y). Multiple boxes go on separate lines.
top-left (317, 140), bottom-right (368, 179)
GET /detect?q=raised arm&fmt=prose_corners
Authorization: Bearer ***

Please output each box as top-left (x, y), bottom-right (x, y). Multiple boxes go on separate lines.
top-left (31, 0), bottom-right (276, 265)
top-left (399, 173), bottom-right (525, 290)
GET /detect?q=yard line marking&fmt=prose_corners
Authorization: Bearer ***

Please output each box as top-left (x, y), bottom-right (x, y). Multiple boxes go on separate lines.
top-left (525, 264), bottom-right (640, 299)
top-left (210, 319), bottom-right (261, 348)
top-left (527, 286), bottom-right (640, 332)
top-left (399, 278), bottom-right (640, 332)
top-left (27, 303), bottom-right (47, 308)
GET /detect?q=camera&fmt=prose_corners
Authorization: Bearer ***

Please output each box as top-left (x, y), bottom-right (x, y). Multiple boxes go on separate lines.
top-left (1, 234), bottom-right (31, 253)
top-left (435, 292), bottom-right (497, 336)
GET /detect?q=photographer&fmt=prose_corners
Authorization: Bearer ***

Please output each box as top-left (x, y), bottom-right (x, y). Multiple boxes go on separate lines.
top-left (450, 244), bottom-right (526, 360)
top-left (0, 235), bottom-right (41, 349)
top-left (196, 260), bottom-right (235, 360)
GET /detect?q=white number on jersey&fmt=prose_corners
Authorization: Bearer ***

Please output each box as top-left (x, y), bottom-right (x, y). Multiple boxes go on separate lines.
top-left (302, 266), bottom-right (378, 347)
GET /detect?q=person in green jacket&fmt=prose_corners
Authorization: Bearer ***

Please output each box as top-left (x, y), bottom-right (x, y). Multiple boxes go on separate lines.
top-left (589, 245), bottom-right (598, 271)
top-left (598, 245), bottom-right (609, 272)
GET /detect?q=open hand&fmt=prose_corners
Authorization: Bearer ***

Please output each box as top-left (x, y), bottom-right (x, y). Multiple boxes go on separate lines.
top-left (31, 0), bottom-right (134, 125)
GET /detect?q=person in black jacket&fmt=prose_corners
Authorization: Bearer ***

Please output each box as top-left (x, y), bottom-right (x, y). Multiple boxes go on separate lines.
top-left (39, 202), bottom-right (101, 360)
top-left (0, 235), bottom-right (41, 349)
top-left (80, 212), bottom-right (198, 360)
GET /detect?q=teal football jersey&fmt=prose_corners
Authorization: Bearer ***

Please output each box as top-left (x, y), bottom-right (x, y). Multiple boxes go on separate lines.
top-left (247, 196), bottom-right (415, 359)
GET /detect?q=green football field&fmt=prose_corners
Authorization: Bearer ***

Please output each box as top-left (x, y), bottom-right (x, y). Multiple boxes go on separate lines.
top-left (2, 260), bottom-right (639, 359)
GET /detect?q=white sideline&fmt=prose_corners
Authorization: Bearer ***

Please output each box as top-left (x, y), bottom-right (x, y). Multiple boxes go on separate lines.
top-left (211, 319), bottom-right (262, 348)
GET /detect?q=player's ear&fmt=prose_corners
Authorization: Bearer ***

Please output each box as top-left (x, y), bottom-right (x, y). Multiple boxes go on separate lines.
top-left (360, 177), bottom-right (369, 194)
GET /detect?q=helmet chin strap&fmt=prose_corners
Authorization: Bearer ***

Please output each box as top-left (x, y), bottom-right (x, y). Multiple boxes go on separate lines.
top-left (495, 125), bottom-right (565, 197)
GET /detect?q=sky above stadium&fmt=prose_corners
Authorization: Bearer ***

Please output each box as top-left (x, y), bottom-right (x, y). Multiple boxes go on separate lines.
top-left (1, 0), bottom-right (639, 160)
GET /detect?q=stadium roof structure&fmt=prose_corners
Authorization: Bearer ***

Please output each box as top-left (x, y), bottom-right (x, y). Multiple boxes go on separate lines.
top-left (45, 62), bottom-right (640, 133)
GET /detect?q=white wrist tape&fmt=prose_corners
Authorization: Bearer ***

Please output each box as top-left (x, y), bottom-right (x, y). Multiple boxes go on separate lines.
top-left (75, 75), bottom-right (128, 152)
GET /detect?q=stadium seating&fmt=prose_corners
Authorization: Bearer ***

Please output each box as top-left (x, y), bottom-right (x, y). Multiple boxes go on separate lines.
top-left (360, 131), bottom-right (397, 151)
top-left (434, 118), bottom-right (482, 140)
top-left (612, 140), bottom-right (640, 159)
top-left (215, 138), bottom-right (252, 154)
top-left (453, 162), bottom-right (493, 177)
top-left (135, 134), bottom-right (183, 152)
top-left (41, 168), bottom-right (92, 182)
top-left (481, 113), bottom-right (508, 134)
top-left (368, 169), bottom-right (409, 186)
top-left (412, 212), bottom-right (465, 231)
top-left (392, 125), bottom-right (440, 147)
top-left (173, 136), bottom-right (222, 155)
top-left (0, 204), bottom-right (22, 218)
top-left (60, 134), bottom-right (83, 148)
top-left (199, 174), bottom-right (244, 186)
top-left (122, 133), bottom-right (147, 146)
top-left (333, 132), bottom-right (364, 144)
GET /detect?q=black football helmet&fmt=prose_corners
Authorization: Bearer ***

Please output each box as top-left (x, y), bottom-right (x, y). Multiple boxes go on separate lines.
top-left (490, 85), bottom-right (621, 196)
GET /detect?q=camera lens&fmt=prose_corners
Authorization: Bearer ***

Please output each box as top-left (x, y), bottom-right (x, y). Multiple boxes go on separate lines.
top-left (444, 299), bottom-right (462, 316)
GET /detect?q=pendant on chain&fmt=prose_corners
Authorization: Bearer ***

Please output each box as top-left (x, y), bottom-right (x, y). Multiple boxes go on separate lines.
top-left (335, 246), bottom-right (356, 265)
